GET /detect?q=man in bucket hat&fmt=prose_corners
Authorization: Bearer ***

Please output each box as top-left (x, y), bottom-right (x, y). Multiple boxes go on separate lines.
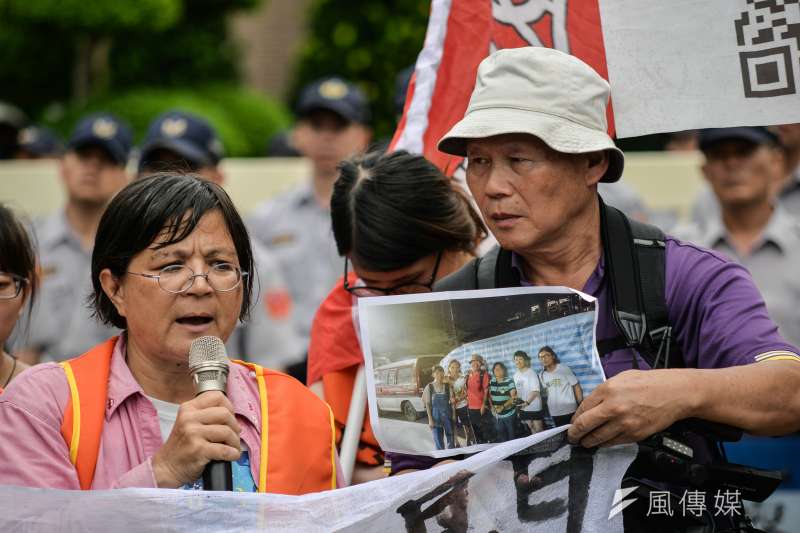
top-left (387, 47), bottom-right (800, 530)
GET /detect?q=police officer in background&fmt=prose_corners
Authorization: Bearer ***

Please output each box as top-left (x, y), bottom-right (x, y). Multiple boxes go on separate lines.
top-left (677, 127), bottom-right (800, 347)
top-left (137, 110), bottom-right (305, 371)
top-left (248, 77), bottom-right (372, 347)
top-left (20, 113), bottom-right (131, 363)
top-left (16, 126), bottom-right (63, 159)
top-left (0, 101), bottom-right (27, 160)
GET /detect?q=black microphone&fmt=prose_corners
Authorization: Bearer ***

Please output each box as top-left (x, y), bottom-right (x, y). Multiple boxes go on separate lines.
top-left (188, 335), bottom-right (233, 491)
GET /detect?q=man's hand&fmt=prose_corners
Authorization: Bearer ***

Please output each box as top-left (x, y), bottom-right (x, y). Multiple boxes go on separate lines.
top-left (567, 369), bottom-right (696, 448)
top-left (152, 391), bottom-right (242, 488)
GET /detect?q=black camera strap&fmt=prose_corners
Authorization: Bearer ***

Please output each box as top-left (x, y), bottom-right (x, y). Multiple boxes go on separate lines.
top-left (597, 199), bottom-right (684, 369)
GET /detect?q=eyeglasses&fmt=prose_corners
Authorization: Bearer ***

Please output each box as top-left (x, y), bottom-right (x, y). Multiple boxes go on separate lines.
top-left (127, 263), bottom-right (248, 294)
top-left (343, 251), bottom-right (443, 297)
top-left (0, 272), bottom-right (28, 300)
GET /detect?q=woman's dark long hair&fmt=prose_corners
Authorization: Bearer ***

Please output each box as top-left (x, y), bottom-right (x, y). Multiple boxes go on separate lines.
top-left (331, 150), bottom-right (486, 271)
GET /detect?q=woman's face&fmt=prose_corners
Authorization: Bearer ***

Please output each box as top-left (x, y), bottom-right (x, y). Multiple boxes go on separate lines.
top-left (448, 362), bottom-right (460, 378)
top-left (493, 365), bottom-right (505, 379)
top-left (0, 273), bottom-right (27, 348)
top-left (103, 210), bottom-right (243, 366)
top-left (351, 249), bottom-right (472, 296)
top-left (539, 351), bottom-right (555, 367)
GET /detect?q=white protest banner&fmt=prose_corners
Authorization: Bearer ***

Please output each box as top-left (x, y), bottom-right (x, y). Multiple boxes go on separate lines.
top-left (0, 429), bottom-right (635, 532)
top-left (599, 0), bottom-right (800, 138)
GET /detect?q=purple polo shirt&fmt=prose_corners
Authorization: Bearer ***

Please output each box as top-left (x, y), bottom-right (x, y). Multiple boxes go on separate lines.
top-left (542, 236), bottom-right (799, 378)
top-left (387, 236), bottom-right (799, 473)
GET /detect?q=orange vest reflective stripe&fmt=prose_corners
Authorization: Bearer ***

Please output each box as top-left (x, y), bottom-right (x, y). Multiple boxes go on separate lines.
top-left (59, 338), bottom-right (337, 494)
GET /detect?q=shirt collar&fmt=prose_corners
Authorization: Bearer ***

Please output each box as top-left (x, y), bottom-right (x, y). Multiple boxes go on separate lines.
top-left (294, 180), bottom-right (317, 208)
top-left (699, 206), bottom-right (792, 254)
top-left (510, 251), bottom-right (605, 295)
top-left (106, 334), bottom-right (259, 428)
top-left (39, 209), bottom-right (81, 250)
top-left (761, 205), bottom-right (796, 253)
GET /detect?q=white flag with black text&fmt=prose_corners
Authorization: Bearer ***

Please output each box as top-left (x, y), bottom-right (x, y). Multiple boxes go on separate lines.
top-left (599, 0), bottom-right (800, 137)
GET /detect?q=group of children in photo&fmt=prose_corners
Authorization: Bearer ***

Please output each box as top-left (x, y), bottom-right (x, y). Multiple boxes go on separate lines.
top-left (422, 348), bottom-right (584, 450)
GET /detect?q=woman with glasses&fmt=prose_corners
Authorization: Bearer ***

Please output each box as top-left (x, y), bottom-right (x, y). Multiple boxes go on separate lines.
top-left (0, 174), bottom-right (341, 493)
top-left (306, 150), bottom-right (486, 483)
top-left (0, 204), bottom-right (35, 392)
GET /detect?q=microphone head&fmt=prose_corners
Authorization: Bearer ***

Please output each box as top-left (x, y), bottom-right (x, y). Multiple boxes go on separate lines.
top-left (188, 336), bottom-right (229, 395)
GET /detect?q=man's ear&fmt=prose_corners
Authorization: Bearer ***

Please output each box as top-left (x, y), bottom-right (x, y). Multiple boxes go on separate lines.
top-left (584, 151), bottom-right (609, 186)
top-left (99, 269), bottom-right (127, 320)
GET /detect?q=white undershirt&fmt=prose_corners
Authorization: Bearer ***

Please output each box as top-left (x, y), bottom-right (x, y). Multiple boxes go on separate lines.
top-left (146, 395), bottom-right (180, 442)
top-left (145, 395), bottom-right (250, 454)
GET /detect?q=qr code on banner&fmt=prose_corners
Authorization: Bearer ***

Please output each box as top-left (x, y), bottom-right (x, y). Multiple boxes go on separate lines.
top-left (735, 0), bottom-right (800, 97)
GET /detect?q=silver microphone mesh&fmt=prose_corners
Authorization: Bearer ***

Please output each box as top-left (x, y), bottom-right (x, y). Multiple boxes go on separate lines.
top-left (188, 336), bottom-right (229, 395)
top-left (189, 336), bottom-right (228, 368)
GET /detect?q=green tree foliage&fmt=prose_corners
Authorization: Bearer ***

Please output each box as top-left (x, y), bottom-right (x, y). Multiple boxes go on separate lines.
top-left (44, 85), bottom-right (290, 158)
top-left (292, 0), bottom-right (429, 140)
top-left (0, 0), bottom-right (181, 32)
top-left (0, 0), bottom-right (260, 111)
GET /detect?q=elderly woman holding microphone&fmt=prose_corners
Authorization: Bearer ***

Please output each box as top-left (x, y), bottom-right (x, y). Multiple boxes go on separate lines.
top-left (0, 174), bottom-right (340, 493)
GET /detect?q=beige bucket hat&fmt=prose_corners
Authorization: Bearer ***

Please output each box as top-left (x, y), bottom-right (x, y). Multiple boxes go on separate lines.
top-left (438, 47), bottom-right (624, 183)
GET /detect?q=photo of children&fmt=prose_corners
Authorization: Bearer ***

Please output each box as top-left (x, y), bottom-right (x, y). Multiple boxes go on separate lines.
top-left (359, 286), bottom-right (604, 457)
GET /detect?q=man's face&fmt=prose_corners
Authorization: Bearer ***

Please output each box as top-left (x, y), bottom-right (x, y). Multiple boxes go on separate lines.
top-left (465, 133), bottom-right (604, 255)
top-left (293, 109), bottom-right (370, 177)
top-left (61, 145), bottom-right (128, 207)
top-left (702, 140), bottom-right (782, 208)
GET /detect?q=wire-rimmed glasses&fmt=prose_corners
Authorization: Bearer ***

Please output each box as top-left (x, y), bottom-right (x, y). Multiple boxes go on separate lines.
top-left (127, 263), bottom-right (248, 294)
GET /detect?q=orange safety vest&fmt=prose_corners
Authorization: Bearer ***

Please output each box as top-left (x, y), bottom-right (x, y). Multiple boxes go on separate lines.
top-left (59, 337), bottom-right (337, 494)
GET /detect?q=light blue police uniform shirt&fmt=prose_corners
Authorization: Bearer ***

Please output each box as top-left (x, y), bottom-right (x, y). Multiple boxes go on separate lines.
top-left (676, 205), bottom-right (800, 348)
top-left (27, 210), bottom-right (119, 362)
top-left (226, 239), bottom-right (305, 370)
top-left (247, 181), bottom-right (341, 347)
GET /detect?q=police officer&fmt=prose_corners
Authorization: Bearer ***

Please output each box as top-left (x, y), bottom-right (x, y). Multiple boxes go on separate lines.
top-left (137, 110), bottom-right (304, 370)
top-left (22, 113), bottom-right (131, 362)
top-left (677, 127), bottom-right (800, 347)
top-left (0, 101), bottom-right (27, 160)
top-left (16, 126), bottom-right (63, 159)
top-left (248, 77), bottom-right (372, 346)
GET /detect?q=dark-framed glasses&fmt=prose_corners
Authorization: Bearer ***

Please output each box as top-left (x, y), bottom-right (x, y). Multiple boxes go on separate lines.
top-left (127, 263), bottom-right (248, 294)
top-left (0, 272), bottom-right (28, 300)
top-left (343, 251), bottom-right (442, 297)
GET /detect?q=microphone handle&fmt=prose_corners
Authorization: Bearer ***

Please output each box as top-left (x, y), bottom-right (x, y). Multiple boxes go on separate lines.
top-left (202, 460), bottom-right (233, 491)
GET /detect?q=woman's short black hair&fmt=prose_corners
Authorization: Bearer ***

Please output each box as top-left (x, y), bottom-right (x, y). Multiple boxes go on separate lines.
top-left (538, 346), bottom-right (560, 364)
top-left (331, 150), bottom-right (486, 271)
top-left (91, 174), bottom-right (254, 329)
top-left (0, 203), bottom-right (37, 321)
top-left (513, 350), bottom-right (530, 362)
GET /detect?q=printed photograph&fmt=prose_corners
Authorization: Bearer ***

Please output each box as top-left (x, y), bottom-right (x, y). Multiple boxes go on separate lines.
top-left (358, 287), bottom-right (605, 457)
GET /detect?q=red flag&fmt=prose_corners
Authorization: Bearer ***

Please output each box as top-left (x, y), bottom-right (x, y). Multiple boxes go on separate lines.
top-left (390, 0), bottom-right (612, 175)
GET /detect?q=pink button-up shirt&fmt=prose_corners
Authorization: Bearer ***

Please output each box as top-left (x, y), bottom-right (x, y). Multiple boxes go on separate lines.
top-left (0, 336), bottom-right (342, 490)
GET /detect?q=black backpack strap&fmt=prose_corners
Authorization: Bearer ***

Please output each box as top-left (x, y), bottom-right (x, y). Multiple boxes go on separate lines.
top-left (599, 198), bottom-right (683, 368)
top-left (434, 245), bottom-right (519, 291)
